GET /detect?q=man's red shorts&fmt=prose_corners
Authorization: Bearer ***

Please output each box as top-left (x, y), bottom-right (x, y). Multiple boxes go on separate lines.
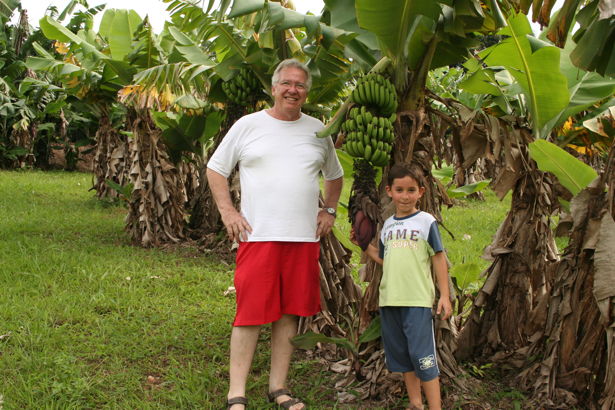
top-left (233, 241), bottom-right (321, 326)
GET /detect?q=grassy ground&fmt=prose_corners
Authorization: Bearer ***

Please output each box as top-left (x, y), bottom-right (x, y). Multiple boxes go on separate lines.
top-left (0, 170), bottom-right (339, 408)
top-left (0, 170), bottom-right (519, 409)
top-left (440, 191), bottom-right (512, 299)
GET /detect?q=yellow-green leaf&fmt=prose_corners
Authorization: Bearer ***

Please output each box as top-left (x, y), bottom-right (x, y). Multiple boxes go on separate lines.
top-left (528, 140), bottom-right (598, 196)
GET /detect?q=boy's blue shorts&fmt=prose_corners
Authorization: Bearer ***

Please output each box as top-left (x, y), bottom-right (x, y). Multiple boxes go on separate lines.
top-left (380, 306), bottom-right (439, 381)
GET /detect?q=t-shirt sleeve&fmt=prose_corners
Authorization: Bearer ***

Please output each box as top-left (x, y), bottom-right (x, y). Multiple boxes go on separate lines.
top-left (428, 221), bottom-right (444, 253)
top-left (206, 122), bottom-right (242, 177)
top-left (321, 137), bottom-right (344, 180)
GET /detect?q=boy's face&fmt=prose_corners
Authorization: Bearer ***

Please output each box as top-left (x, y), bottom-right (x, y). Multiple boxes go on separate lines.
top-left (386, 175), bottom-right (425, 217)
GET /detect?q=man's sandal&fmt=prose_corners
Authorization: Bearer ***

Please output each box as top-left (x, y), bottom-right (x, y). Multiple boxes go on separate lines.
top-left (226, 396), bottom-right (248, 409)
top-left (268, 389), bottom-right (306, 409)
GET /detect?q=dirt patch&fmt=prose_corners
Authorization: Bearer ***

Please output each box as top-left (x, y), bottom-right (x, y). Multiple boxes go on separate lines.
top-left (49, 145), bottom-right (95, 172)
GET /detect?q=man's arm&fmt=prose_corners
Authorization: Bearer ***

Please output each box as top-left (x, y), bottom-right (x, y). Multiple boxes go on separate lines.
top-left (316, 176), bottom-right (343, 237)
top-left (206, 168), bottom-right (252, 242)
top-left (323, 177), bottom-right (343, 210)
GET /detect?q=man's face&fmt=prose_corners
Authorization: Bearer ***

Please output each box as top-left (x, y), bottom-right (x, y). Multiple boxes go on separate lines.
top-left (271, 67), bottom-right (308, 114)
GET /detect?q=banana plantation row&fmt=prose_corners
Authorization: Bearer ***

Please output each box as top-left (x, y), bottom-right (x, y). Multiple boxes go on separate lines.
top-left (1, 0), bottom-right (614, 407)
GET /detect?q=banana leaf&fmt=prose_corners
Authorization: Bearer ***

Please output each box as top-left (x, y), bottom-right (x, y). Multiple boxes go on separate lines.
top-left (227, 0), bottom-right (265, 18)
top-left (543, 41), bottom-right (615, 132)
top-left (355, 0), bottom-right (441, 62)
top-left (0, 0), bottom-right (19, 20)
top-left (152, 111), bottom-right (224, 164)
top-left (358, 315), bottom-right (381, 343)
top-left (528, 139), bottom-right (598, 196)
top-left (291, 331), bottom-right (357, 353)
top-left (39, 16), bottom-right (107, 61)
top-left (570, 0), bottom-right (615, 77)
top-left (451, 262), bottom-right (482, 291)
top-left (167, 27), bottom-right (215, 67)
top-left (480, 13), bottom-right (570, 138)
top-left (98, 9), bottom-right (143, 61)
top-left (448, 179), bottom-right (491, 199)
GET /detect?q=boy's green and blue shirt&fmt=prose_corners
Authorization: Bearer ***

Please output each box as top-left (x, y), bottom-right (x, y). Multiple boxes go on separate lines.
top-left (378, 211), bottom-right (443, 308)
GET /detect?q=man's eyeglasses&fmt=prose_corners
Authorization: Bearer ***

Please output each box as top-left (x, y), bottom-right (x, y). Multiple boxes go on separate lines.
top-left (278, 80), bottom-right (307, 91)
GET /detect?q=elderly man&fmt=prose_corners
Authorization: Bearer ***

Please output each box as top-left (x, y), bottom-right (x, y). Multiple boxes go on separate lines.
top-left (206, 59), bottom-right (343, 410)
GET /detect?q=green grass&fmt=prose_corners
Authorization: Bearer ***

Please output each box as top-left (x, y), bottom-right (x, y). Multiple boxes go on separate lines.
top-left (0, 170), bottom-right (341, 409)
top-left (0, 170), bottom-right (517, 409)
top-left (441, 190), bottom-right (511, 273)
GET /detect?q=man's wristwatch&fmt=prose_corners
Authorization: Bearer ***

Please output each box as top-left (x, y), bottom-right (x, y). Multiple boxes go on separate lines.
top-left (323, 207), bottom-right (337, 218)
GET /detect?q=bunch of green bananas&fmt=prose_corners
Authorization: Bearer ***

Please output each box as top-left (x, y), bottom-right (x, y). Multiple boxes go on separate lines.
top-left (350, 73), bottom-right (398, 116)
top-left (341, 105), bottom-right (396, 167)
top-left (222, 67), bottom-right (261, 105)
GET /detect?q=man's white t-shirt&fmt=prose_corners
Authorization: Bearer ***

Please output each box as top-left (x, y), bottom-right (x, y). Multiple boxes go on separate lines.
top-left (207, 110), bottom-right (344, 242)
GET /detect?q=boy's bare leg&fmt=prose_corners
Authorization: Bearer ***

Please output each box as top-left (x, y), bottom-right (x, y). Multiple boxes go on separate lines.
top-left (269, 314), bottom-right (304, 410)
top-left (228, 325), bottom-right (261, 408)
top-left (403, 371), bottom-right (424, 409)
top-left (422, 377), bottom-right (442, 410)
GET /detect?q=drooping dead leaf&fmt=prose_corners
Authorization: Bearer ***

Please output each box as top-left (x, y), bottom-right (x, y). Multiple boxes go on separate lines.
top-left (492, 151), bottom-right (522, 200)
top-left (593, 213), bottom-right (615, 318)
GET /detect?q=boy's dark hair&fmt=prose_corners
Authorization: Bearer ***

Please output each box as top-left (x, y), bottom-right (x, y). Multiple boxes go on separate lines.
top-left (386, 163), bottom-right (425, 187)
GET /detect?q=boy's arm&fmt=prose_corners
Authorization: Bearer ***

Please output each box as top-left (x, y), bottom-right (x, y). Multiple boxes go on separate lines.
top-left (364, 243), bottom-right (383, 265)
top-left (350, 230), bottom-right (383, 265)
top-left (432, 251), bottom-right (452, 320)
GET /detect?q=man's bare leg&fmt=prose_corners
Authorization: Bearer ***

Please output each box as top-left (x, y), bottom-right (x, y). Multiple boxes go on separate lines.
top-left (269, 314), bottom-right (305, 410)
top-left (228, 325), bottom-right (261, 409)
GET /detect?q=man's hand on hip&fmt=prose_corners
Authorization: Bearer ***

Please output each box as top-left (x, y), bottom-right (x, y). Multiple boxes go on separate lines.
top-left (221, 209), bottom-right (252, 242)
top-left (316, 210), bottom-right (335, 238)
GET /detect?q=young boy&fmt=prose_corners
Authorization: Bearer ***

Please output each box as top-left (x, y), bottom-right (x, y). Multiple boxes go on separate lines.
top-left (352, 163), bottom-right (452, 410)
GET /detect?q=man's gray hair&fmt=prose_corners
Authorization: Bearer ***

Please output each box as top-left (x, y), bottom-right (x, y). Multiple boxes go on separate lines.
top-left (271, 59), bottom-right (312, 91)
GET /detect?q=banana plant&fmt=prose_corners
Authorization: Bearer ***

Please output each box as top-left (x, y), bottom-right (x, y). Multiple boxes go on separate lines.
top-left (314, 0), bottom-right (510, 391)
top-left (460, 12), bottom-right (615, 195)
top-left (0, 0), bottom-right (18, 20)
top-left (27, 11), bottom-right (135, 198)
top-left (453, 10), bottom-right (615, 406)
top-left (544, 38), bottom-right (615, 136)
top-left (151, 108), bottom-right (224, 165)
top-left (511, 0), bottom-right (615, 77)
top-left (0, 3), bottom-right (67, 169)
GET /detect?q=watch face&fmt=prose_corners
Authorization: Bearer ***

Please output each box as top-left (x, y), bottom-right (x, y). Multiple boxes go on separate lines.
top-left (325, 207), bottom-right (335, 215)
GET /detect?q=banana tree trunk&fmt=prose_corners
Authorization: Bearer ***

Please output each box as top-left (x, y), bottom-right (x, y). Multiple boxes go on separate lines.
top-left (125, 108), bottom-right (186, 247)
top-left (10, 126), bottom-right (36, 168)
top-left (456, 147), bottom-right (560, 360)
top-left (92, 114), bottom-right (130, 199)
top-left (299, 227), bottom-right (362, 339)
top-left (515, 142), bottom-right (615, 409)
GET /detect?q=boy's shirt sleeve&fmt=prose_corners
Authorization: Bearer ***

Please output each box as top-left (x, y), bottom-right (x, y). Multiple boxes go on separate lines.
top-left (379, 221), bottom-right (387, 259)
top-left (428, 221), bottom-right (444, 253)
